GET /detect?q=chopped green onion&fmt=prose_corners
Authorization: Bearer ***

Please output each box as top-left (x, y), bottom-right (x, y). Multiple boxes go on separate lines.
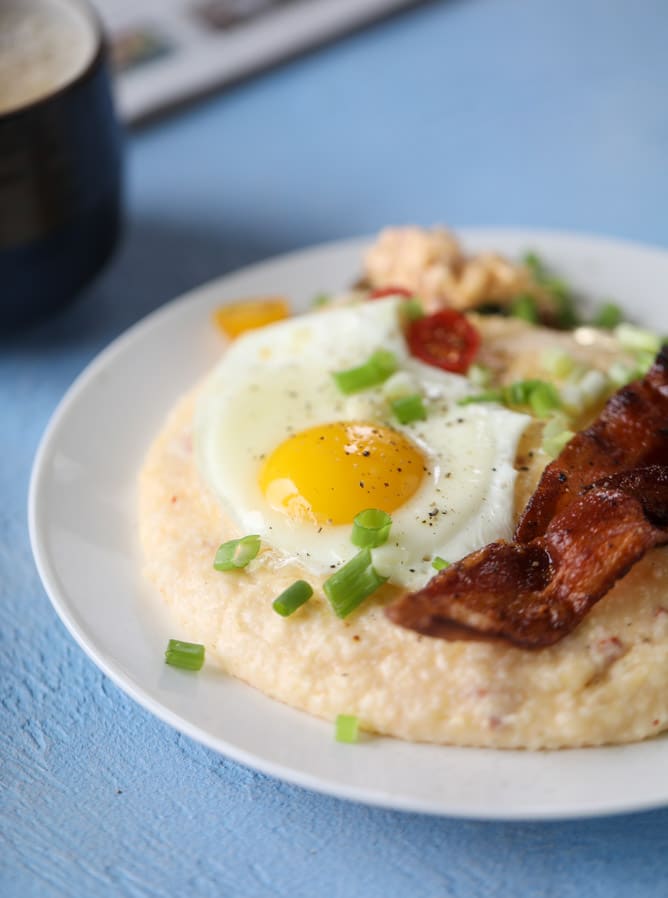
top-left (432, 556), bottom-right (451, 572)
top-left (272, 580), bottom-right (313, 617)
top-left (614, 323), bottom-right (661, 354)
top-left (542, 414), bottom-right (575, 455)
top-left (165, 639), bottom-right (205, 671)
top-left (213, 534), bottom-right (261, 571)
top-left (559, 382), bottom-right (585, 415)
top-left (608, 354), bottom-right (654, 388)
top-left (523, 252), bottom-right (579, 327)
top-left (523, 251), bottom-right (547, 280)
top-left (540, 348), bottom-right (575, 379)
top-left (633, 350), bottom-right (656, 377)
top-left (578, 369), bottom-right (610, 405)
top-left (457, 389), bottom-right (504, 406)
top-left (332, 349), bottom-right (398, 394)
top-left (467, 363), bottom-right (492, 387)
top-left (459, 379), bottom-right (561, 417)
top-left (592, 302), bottom-right (623, 329)
top-left (503, 379), bottom-right (541, 406)
top-left (542, 412), bottom-right (571, 437)
top-left (351, 509), bottom-right (392, 548)
top-left (401, 298), bottom-right (425, 321)
top-left (335, 714), bottom-right (359, 743)
top-left (510, 293), bottom-right (539, 323)
top-left (323, 549), bottom-right (388, 618)
top-left (558, 368), bottom-right (609, 415)
top-left (542, 429), bottom-right (575, 458)
top-left (528, 381), bottom-right (561, 418)
top-left (382, 371), bottom-right (418, 401)
top-left (608, 360), bottom-right (636, 387)
top-left (311, 292), bottom-right (331, 307)
top-left (367, 348), bottom-right (398, 377)
top-left (391, 393), bottom-right (427, 425)
top-left (550, 285), bottom-right (579, 329)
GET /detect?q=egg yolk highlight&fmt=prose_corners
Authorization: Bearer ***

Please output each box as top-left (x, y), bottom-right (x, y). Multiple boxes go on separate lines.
top-left (259, 421), bottom-right (425, 526)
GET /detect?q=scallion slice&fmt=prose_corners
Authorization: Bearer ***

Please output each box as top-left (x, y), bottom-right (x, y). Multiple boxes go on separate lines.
top-left (548, 280), bottom-right (579, 328)
top-left (432, 556), bottom-right (451, 572)
top-left (312, 292), bottom-right (331, 307)
top-left (528, 381), bottom-right (561, 418)
top-left (459, 379), bottom-right (561, 417)
top-left (542, 429), bottom-right (574, 458)
top-left (381, 371), bottom-right (417, 401)
top-left (633, 350), bottom-right (656, 377)
top-left (457, 389), bottom-right (503, 406)
top-left (523, 251), bottom-right (579, 327)
top-left (323, 549), bottom-right (388, 618)
top-left (213, 534), bottom-right (261, 571)
top-left (391, 393), bottom-right (427, 425)
top-left (614, 323), bottom-right (661, 354)
top-left (608, 360), bottom-right (636, 387)
top-left (332, 348), bottom-right (398, 395)
top-left (351, 509), bottom-right (392, 548)
top-left (467, 363), bottom-right (492, 387)
top-left (540, 348), bottom-right (575, 379)
top-left (510, 293), bottom-right (539, 323)
top-left (523, 251), bottom-right (547, 280)
top-left (593, 301), bottom-right (623, 329)
top-left (503, 379), bottom-right (540, 406)
top-left (401, 298), bottom-right (425, 321)
top-left (272, 580), bottom-right (313, 617)
top-left (165, 639), bottom-right (205, 671)
top-left (335, 714), bottom-right (359, 743)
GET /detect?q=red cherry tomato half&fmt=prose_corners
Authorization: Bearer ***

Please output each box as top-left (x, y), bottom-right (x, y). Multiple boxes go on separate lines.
top-left (368, 286), bottom-right (413, 299)
top-left (406, 309), bottom-right (480, 374)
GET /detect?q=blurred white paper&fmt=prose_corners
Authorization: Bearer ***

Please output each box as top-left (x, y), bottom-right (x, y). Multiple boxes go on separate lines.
top-left (92, 0), bottom-right (419, 122)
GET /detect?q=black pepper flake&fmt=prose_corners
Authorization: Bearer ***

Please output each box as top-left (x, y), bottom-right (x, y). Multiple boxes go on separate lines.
top-left (362, 450), bottom-right (371, 456)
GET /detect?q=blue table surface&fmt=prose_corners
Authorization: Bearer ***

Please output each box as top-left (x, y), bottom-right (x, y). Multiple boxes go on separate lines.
top-left (4, 0), bottom-right (668, 894)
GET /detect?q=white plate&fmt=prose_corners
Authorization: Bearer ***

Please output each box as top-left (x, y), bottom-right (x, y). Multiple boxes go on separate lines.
top-left (29, 229), bottom-right (668, 820)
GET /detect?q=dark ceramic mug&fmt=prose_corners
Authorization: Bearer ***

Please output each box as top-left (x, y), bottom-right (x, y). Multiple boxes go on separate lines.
top-left (0, 0), bottom-right (123, 330)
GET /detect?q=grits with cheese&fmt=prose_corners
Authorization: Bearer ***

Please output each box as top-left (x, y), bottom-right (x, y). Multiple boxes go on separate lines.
top-left (139, 227), bottom-right (668, 749)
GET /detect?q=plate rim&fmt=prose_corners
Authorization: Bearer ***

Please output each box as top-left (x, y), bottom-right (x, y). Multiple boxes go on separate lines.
top-left (28, 226), bottom-right (668, 821)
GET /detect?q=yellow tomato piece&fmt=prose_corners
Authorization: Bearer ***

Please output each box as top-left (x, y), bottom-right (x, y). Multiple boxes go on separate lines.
top-left (213, 296), bottom-right (291, 339)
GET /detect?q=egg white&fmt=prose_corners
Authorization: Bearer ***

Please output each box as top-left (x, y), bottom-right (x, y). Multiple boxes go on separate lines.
top-left (196, 297), bottom-right (530, 590)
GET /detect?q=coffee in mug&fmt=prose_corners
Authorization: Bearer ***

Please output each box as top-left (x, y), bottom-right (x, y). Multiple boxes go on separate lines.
top-left (0, 0), bottom-right (123, 330)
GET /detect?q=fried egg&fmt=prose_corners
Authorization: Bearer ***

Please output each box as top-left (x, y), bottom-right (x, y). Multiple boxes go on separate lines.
top-left (195, 297), bottom-right (529, 590)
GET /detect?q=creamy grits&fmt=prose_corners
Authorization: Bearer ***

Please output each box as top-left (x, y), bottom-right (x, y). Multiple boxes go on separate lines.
top-left (139, 303), bottom-right (668, 749)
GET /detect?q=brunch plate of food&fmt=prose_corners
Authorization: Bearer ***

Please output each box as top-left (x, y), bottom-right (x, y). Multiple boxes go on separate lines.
top-left (29, 226), bottom-right (668, 820)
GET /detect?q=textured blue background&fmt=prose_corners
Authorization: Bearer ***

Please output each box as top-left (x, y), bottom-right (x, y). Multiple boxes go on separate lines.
top-left (4, 0), bottom-right (668, 894)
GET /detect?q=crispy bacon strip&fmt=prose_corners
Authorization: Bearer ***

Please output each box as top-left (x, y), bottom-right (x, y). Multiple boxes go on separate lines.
top-left (387, 467), bottom-right (668, 648)
top-left (515, 347), bottom-right (668, 543)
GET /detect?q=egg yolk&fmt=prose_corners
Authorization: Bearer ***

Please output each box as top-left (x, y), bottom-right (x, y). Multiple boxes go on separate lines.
top-left (259, 421), bottom-right (425, 526)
